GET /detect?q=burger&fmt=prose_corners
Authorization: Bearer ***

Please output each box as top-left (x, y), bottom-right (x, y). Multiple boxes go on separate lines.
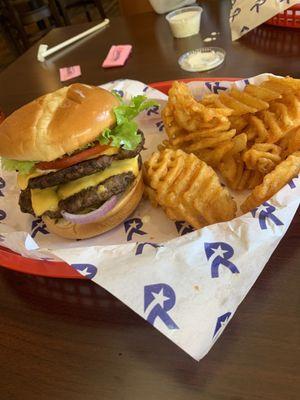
top-left (0, 83), bottom-right (156, 239)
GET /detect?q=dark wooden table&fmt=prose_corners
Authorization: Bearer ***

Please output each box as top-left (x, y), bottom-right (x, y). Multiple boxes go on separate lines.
top-left (0, 1), bottom-right (299, 399)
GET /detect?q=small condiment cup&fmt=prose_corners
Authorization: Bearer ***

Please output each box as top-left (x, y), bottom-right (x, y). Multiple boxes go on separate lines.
top-left (178, 47), bottom-right (226, 72)
top-left (166, 6), bottom-right (203, 39)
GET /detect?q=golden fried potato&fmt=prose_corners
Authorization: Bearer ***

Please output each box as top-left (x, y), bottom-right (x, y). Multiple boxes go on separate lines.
top-left (284, 94), bottom-right (300, 120)
top-left (229, 115), bottom-right (249, 133)
top-left (270, 101), bottom-right (294, 129)
top-left (244, 83), bottom-right (281, 102)
top-left (280, 126), bottom-right (300, 157)
top-left (224, 133), bottom-right (248, 158)
top-left (144, 149), bottom-right (237, 229)
top-left (195, 141), bottom-right (234, 168)
top-left (200, 93), bottom-right (231, 113)
top-left (242, 143), bottom-right (282, 174)
top-left (162, 100), bottom-right (187, 141)
top-left (245, 93), bottom-right (300, 144)
top-left (182, 129), bottom-right (236, 153)
top-left (270, 93), bottom-right (300, 128)
top-left (162, 82), bottom-right (234, 162)
top-left (143, 185), bottom-right (158, 207)
top-left (201, 82), bottom-right (280, 117)
top-left (161, 76), bottom-right (300, 206)
top-left (288, 128), bottom-right (300, 153)
top-left (260, 77), bottom-right (300, 95)
top-left (219, 156), bottom-right (263, 191)
top-left (246, 115), bottom-right (269, 143)
top-left (163, 81), bottom-right (230, 133)
top-left (202, 92), bottom-right (256, 116)
top-left (219, 156), bottom-right (243, 190)
top-left (192, 133), bottom-right (247, 169)
top-left (241, 152), bottom-right (300, 213)
top-left (170, 120), bottom-right (231, 147)
top-left (262, 110), bottom-right (285, 143)
top-left (221, 88), bottom-right (269, 115)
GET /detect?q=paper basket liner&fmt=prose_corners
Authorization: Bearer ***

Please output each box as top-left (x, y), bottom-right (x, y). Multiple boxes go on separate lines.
top-left (0, 75), bottom-right (299, 360)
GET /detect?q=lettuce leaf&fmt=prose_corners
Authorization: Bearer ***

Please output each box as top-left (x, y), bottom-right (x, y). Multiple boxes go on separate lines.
top-left (113, 94), bottom-right (158, 125)
top-left (101, 120), bottom-right (141, 150)
top-left (1, 158), bottom-right (36, 174)
top-left (100, 94), bottom-right (158, 150)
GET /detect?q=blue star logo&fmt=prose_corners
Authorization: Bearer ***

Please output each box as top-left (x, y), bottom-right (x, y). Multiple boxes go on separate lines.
top-left (205, 242), bottom-right (239, 278)
top-left (71, 263), bottom-right (98, 279)
top-left (213, 312), bottom-right (232, 338)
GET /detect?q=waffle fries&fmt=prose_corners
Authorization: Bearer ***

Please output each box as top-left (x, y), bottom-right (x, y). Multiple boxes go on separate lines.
top-left (280, 126), bottom-right (300, 157)
top-left (199, 76), bottom-right (300, 118)
top-left (201, 88), bottom-right (269, 116)
top-left (242, 144), bottom-right (282, 174)
top-left (146, 76), bottom-right (300, 228)
top-left (219, 156), bottom-right (263, 191)
top-left (144, 149), bottom-right (237, 229)
top-left (245, 94), bottom-right (300, 144)
top-left (241, 152), bottom-right (300, 213)
top-left (161, 76), bottom-right (300, 195)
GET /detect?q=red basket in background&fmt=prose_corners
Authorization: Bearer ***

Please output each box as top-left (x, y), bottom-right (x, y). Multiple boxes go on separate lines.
top-left (265, 4), bottom-right (300, 28)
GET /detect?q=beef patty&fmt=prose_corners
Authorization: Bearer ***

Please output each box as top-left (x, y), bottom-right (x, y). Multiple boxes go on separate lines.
top-left (28, 130), bottom-right (145, 190)
top-left (19, 171), bottom-right (136, 219)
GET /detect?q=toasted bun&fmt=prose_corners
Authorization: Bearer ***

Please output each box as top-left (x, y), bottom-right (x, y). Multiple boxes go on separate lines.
top-left (43, 171), bottom-right (144, 239)
top-left (0, 84), bottom-right (119, 162)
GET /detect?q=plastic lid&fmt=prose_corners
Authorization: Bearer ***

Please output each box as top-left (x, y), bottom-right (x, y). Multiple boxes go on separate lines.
top-left (178, 47), bottom-right (226, 72)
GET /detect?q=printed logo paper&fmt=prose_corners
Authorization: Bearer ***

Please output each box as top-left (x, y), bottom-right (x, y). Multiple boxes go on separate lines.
top-left (0, 76), bottom-right (299, 361)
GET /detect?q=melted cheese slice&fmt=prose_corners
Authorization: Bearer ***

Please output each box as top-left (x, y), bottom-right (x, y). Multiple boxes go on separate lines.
top-left (30, 157), bottom-right (139, 216)
top-left (18, 171), bottom-right (46, 190)
top-left (31, 187), bottom-right (59, 217)
top-left (57, 157), bottom-right (139, 200)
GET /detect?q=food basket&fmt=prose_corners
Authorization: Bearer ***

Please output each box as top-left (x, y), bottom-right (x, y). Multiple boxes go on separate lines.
top-left (265, 4), bottom-right (300, 28)
top-left (240, 24), bottom-right (300, 57)
top-left (0, 77), bottom-right (237, 279)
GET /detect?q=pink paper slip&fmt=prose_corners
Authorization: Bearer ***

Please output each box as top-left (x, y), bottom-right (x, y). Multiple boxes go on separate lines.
top-left (59, 65), bottom-right (82, 82)
top-left (102, 45), bottom-right (132, 68)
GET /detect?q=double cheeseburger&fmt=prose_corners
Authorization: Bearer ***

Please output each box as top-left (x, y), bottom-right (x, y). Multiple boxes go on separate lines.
top-left (0, 84), bottom-right (155, 239)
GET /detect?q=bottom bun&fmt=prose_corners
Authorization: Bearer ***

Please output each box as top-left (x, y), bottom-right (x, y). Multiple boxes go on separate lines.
top-left (43, 171), bottom-right (144, 239)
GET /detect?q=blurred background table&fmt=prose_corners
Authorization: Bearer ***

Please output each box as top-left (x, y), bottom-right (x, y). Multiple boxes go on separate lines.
top-left (0, 1), bottom-right (300, 399)
top-left (1, 0), bottom-right (300, 114)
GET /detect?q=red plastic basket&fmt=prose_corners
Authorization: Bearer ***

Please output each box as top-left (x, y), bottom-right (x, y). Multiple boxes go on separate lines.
top-left (265, 4), bottom-right (300, 28)
top-left (0, 77), bottom-right (239, 279)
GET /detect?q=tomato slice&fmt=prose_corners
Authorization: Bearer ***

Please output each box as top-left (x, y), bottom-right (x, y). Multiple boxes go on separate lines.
top-left (36, 144), bottom-right (111, 170)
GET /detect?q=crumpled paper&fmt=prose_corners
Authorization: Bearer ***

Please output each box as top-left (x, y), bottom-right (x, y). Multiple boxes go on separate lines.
top-left (230, 0), bottom-right (300, 41)
top-left (0, 75), bottom-right (299, 360)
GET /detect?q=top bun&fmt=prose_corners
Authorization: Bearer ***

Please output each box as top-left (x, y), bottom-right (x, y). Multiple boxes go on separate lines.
top-left (0, 84), bottom-right (120, 161)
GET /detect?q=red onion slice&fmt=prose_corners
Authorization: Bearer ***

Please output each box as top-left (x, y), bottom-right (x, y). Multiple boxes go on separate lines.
top-left (61, 195), bottom-right (118, 224)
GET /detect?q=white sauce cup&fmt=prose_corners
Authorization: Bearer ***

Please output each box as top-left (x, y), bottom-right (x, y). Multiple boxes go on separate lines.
top-left (166, 6), bottom-right (203, 39)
